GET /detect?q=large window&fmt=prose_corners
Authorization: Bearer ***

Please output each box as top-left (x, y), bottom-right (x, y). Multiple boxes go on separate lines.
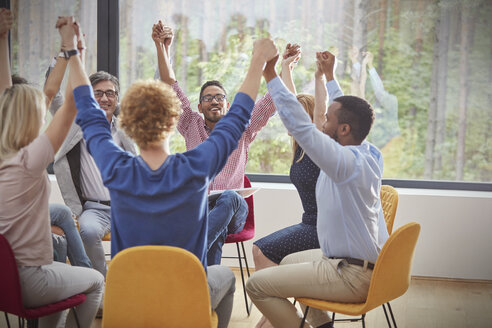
top-left (118, 0), bottom-right (491, 183)
top-left (9, 0), bottom-right (491, 185)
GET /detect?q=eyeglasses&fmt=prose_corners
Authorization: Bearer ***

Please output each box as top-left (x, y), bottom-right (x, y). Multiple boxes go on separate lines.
top-left (200, 94), bottom-right (226, 103)
top-left (94, 90), bottom-right (117, 99)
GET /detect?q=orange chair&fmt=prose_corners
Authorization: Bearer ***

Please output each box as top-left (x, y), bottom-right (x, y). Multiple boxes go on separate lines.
top-left (102, 245), bottom-right (218, 328)
top-left (296, 222), bottom-right (420, 328)
top-left (0, 234), bottom-right (86, 328)
top-left (222, 175), bottom-right (255, 315)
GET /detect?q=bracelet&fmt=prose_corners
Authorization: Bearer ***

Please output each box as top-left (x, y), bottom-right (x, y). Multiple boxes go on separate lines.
top-left (59, 49), bottom-right (80, 59)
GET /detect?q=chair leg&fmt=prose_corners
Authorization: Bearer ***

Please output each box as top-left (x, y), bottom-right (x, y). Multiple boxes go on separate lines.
top-left (4, 312), bottom-right (11, 328)
top-left (240, 241), bottom-right (251, 278)
top-left (236, 242), bottom-right (251, 316)
top-left (26, 318), bottom-right (37, 328)
top-left (299, 306), bottom-right (309, 328)
top-left (387, 302), bottom-right (397, 328)
top-left (382, 303), bottom-right (391, 327)
top-left (361, 313), bottom-right (366, 328)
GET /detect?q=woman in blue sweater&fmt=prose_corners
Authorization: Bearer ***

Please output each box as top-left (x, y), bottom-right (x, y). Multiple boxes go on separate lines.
top-left (73, 36), bottom-right (278, 328)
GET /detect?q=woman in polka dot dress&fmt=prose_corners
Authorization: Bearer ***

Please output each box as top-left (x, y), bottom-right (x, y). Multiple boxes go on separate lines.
top-left (252, 93), bottom-right (321, 269)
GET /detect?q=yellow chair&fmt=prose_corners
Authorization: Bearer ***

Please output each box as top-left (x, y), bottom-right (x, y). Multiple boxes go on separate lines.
top-left (379, 184), bottom-right (400, 324)
top-left (296, 222), bottom-right (420, 328)
top-left (102, 245), bottom-right (218, 328)
top-left (381, 185), bottom-right (399, 234)
top-left (102, 232), bottom-right (111, 241)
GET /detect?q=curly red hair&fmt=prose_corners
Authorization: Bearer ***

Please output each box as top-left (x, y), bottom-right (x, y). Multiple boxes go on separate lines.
top-left (119, 79), bottom-right (182, 148)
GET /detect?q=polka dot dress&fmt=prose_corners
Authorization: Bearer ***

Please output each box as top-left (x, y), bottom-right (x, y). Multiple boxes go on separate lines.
top-left (254, 146), bottom-right (320, 264)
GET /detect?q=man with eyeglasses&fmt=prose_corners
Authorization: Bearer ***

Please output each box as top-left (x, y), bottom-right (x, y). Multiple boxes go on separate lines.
top-left (45, 65), bottom-right (136, 281)
top-left (153, 22), bottom-right (293, 265)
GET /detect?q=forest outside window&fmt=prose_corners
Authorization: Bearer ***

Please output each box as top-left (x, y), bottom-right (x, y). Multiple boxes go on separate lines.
top-left (9, 0), bottom-right (491, 185)
top-left (118, 0), bottom-right (491, 184)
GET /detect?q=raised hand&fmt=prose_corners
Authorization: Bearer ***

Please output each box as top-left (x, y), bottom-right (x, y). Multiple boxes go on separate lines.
top-left (56, 16), bottom-right (77, 51)
top-left (253, 37), bottom-right (278, 64)
top-left (317, 50), bottom-right (337, 81)
top-left (362, 51), bottom-right (374, 69)
top-left (74, 22), bottom-right (86, 51)
top-left (315, 57), bottom-right (323, 79)
top-left (0, 9), bottom-right (13, 39)
top-left (349, 45), bottom-right (359, 63)
top-left (161, 24), bottom-right (173, 53)
top-left (281, 43), bottom-right (301, 71)
top-left (152, 23), bottom-right (165, 44)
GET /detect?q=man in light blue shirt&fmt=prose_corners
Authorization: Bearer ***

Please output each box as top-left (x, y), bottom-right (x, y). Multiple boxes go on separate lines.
top-left (246, 51), bottom-right (384, 328)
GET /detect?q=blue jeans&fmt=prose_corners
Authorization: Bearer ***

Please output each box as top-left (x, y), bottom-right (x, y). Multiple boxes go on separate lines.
top-left (207, 265), bottom-right (236, 328)
top-left (50, 203), bottom-right (92, 268)
top-left (52, 233), bottom-right (67, 263)
top-left (78, 201), bottom-right (111, 276)
top-left (207, 190), bottom-right (248, 265)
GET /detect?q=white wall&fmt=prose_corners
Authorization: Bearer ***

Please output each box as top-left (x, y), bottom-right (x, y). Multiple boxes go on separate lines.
top-left (49, 176), bottom-right (492, 280)
top-left (221, 183), bottom-right (492, 281)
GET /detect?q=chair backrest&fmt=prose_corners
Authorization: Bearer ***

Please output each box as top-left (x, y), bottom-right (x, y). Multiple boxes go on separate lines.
top-left (0, 234), bottom-right (26, 317)
top-left (364, 222), bottom-right (420, 312)
top-left (102, 245), bottom-right (216, 328)
top-left (380, 185), bottom-right (399, 234)
top-left (225, 175), bottom-right (255, 243)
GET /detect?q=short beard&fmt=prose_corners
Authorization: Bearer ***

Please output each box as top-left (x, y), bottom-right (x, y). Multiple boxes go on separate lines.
top-left (204, 114), bottom-right (222, 123)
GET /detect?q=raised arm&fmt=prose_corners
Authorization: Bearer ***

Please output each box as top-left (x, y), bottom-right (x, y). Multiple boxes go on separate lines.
top-left (153, 21), bottom-right (176, 85)
top-left (280, 43), bottom-right (300, 94)
top-left (264, 49), bottom-right (356, 181)
top-left (44, 56), bottom-right (68, 110)
top-left (360, 51), bottom-right (373, 98)
top-left (348, 46), bottom-right (364, 98)
top-left (319, 50), bottom-right (343, 104)
top-left (314, 53), bottom-right (327, 130)
top-left (0, 9), bottom-right (13, 93)
top-left (45, 17), bottom-right (89, 153)
top-left (44, 23), bottom-right (86, 110)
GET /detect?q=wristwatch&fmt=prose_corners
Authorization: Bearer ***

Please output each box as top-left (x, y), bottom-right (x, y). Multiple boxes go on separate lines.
top-left (58, 49), bottom-right (79, 59)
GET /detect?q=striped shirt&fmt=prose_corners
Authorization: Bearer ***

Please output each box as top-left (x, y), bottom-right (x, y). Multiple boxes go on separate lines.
top-left (173, 82), bottom-right (276, 190)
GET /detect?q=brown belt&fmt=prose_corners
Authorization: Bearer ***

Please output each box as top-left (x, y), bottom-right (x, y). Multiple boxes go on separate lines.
top-left (329, 257), bottom-right (374, 270)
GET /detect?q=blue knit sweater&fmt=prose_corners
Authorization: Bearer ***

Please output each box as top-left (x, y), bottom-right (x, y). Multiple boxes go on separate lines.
top-left (74, 85), bottom-right (254, 268)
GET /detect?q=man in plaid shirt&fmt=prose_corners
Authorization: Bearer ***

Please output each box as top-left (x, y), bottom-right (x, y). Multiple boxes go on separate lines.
top-left (153, 22), bottom-right (297, 265)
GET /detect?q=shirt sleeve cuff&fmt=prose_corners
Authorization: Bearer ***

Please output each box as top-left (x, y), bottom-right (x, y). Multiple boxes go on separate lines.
top-left (73, 84), bottom-right (94, 100)
top-left (266, 76), bottom-right (283, 94)
top-left (326, 80), bottom-right (341, 95)
top-left (234, 92), bottom-right (255, 109)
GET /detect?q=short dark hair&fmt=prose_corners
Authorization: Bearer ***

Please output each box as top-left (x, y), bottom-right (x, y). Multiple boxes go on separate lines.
top-left (199, 80), bottom-right (226, 102)
top-left (89, 71), bottom-right (120, 97)
top-left (333, 95), bottom-right (374, 143)
top-left (11, 74), bottom-right (28, 85)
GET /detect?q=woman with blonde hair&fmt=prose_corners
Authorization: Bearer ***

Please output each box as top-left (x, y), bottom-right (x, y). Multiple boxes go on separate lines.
top-left (0, 14), bottom-right (104, 328)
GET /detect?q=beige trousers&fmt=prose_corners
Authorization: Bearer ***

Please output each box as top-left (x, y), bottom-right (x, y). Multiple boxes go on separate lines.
top-left (246, 249), bottom-right (372, 328)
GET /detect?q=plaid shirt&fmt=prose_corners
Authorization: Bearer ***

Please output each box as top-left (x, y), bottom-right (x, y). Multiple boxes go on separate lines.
top-left (173, 82), bottom-right (275, 190)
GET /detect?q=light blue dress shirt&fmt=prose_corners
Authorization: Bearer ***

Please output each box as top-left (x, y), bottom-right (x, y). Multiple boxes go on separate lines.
top-left (326, 79), bottom-right (389, 250)
top-left (267, 76), bottom-right (384, 263)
